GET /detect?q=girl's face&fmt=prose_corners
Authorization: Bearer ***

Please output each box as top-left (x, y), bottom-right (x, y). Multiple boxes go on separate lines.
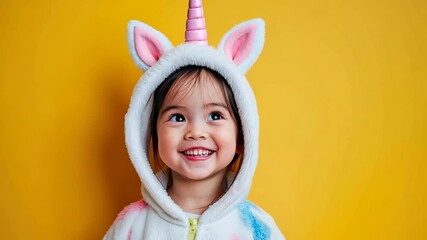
top-left (156, 75), bottom-right (239, 181)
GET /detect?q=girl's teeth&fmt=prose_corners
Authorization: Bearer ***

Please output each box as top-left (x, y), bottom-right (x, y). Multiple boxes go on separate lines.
top-left (184, 149), bottom-right (212, 156)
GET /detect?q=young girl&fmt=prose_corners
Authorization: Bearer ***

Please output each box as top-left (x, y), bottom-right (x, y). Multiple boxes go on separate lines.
top-left (104, 1), bottom-right (285, 239)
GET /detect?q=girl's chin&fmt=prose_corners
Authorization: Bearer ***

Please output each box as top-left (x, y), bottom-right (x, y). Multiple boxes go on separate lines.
top-left (174, 169), bottom-right (226, 182)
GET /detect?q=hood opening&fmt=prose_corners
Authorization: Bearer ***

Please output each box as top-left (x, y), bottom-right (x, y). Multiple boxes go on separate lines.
top-left (146, 65), bottom-right (244, 194)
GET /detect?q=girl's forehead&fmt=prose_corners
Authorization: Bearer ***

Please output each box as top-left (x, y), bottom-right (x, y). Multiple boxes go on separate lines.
top-left (164, 76), bottom-right (227, 105)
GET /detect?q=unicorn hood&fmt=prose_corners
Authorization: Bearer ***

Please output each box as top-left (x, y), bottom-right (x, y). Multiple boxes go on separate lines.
top-left (125, 0), bottom-right (265, 226)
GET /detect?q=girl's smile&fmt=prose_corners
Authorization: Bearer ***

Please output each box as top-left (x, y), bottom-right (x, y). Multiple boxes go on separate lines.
top-left (180, 147), bottom-right (215, 161)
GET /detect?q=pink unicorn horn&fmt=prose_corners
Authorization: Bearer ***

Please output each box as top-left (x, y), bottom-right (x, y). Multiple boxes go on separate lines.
top-left (185, 0), bottom-right (208, 45)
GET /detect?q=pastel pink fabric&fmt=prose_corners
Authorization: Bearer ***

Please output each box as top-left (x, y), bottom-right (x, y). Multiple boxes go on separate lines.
top-left (185, 0), bottom-right (207, 45)
top-left (223, 24), bottom-right (257, 65)
top-left (185, 30), bottom-right (208, 41)
top-left (188, 8), bottom-right (204, 18)
top-left (134, 26), bottom-right (164, 66)
top-left (186, 19), bottom-right (206, 30)
top-left (114, 199), bottom-right (148, 224)
top-left (189, 0), bottom-right (202, 7)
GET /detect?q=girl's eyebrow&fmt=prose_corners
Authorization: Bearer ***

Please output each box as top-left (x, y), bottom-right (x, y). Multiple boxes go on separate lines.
top-left (161, 105), bottom-right (185, 114)
top-left (204, 102), bottom-right (228, 109)
top-left (161, 102), bottom-right (228, 115)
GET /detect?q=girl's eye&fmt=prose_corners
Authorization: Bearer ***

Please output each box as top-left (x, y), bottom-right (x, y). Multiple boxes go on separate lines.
top-left (169, 114), bottom-right (186, 122)
top-left (208, 112), bottom-right (224, 121)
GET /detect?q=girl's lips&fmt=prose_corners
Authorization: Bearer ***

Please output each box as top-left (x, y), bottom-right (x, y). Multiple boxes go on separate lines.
top-left (181, 153), bottom-right (213, 161)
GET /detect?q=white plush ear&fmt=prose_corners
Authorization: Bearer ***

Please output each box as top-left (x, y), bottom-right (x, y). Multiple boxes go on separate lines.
top-left (127, 20), bottom-right (174, 71)
top-left (218, 18), bottom-right (265, 74)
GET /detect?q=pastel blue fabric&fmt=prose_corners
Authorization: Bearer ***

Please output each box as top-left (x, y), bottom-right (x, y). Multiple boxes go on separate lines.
top-left (238, 201), bottom-right (271, 240)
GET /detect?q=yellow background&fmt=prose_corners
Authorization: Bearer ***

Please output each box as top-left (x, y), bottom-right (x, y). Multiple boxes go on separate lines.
top-left (1, 0), bottom-right (426, 239)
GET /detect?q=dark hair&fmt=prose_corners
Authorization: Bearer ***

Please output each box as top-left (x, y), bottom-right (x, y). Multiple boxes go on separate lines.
top-left (148, 65), bottom-right (243, 188)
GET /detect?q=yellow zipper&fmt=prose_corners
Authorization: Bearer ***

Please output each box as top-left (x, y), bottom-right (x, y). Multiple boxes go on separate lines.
top-left (187, 218), bottom-right (199, 240)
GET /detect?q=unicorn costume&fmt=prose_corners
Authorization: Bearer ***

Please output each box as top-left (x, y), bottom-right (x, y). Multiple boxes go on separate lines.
top-left (104, 0), bottom-right (285, 239)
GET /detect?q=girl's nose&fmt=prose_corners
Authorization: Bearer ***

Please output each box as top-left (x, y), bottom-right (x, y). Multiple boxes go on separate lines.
top-left (184, 124), bottom-right (208, 140)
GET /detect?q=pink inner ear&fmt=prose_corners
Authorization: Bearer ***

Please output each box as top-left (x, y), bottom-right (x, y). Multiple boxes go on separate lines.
top-left (224, 24), bottom-right (257, 65)
top-left (134, 26), bottom-right (164, 67)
